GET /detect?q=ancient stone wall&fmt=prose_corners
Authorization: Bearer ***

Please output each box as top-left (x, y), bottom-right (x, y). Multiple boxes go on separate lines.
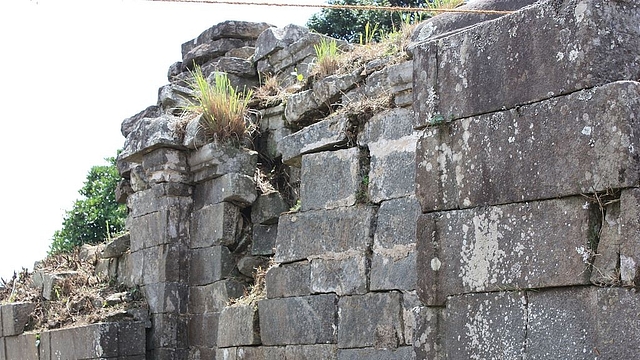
top-left (4, 0), bottom-right (640, 359)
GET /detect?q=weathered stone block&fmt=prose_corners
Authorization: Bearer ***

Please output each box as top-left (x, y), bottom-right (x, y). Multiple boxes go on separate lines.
top-left (183, 38), bottom-right (249, 68)
top-left (4, 333), bottom-right (39, 360)
top-left (279, 113), bottom-right (350, 167)
top-left (337, 347), bottom-right (414, 360)
top-left (275, 207), bottom-right (376, 263)
top-left (592, 188), bottom-right (640, 286)
top-left (143, 282), bottom-right (188, 314)
top-left (143, 244), bottom-right (188, 284)
top-left (182, 21), bottom-right (272, 57)
top-left (284, 89), bottom-right (321, 126)
top-left (189, 279), bottom-right (246, 314)
top-left (417, 197), bottom-right (597, 305)
top-left (252, 224), bottom-right (278, 256)
top-left (237, 346), bottom-right (286, 359)
top-left (338, 292), bottom-right (404, 349)
top-left (265, 261), bottom-right (311, 299)
top-left (183, 114), bottom-right (209, 150)
top-left (364, 61), bottom-right (412, 99)
top-left (445, 292), bottom-right (526, 359)
top-left (188, 143), bottom-right (257, 184)
top-left (403, 293), bottom-right (441, 359)
top-left (142, 147), bottom-right (190, 185)
top-left (191, 202), bottom-right (242, 248)
top-left (148, 313), bottom-right (189, 350)
top-left (120, 114), bottom-right (185, 163)
top-left (95, 258), bottom-right (118, 280)
top-left (190, 246), bottom-right (235, 285)
top-left (1, 302), bottom-right (35, 336)
top-left (128, 250), bottom-right (144, 286)
top-left (226, 46), bottom-right (255, 59)
top-left (126, 185), bottom-right (192, 218)
top-left (218, 304), bottom-right (261, 347)
top-left (193, 173), bottom-right (257, 209)
top-left (300, 148), bottom-right (360, 211)
top-left (121, 105), bottom-right (161, 138)
top-left (312, 72), bottom-right (362, 105)
top-left (44, 323), bottom-right (124, 359)
top-left (416, 81), bottom-right (640, 211)
top-left (259, 294), bottom-right (338, 345)
top-left (158, 83), bottom-right (192, 114)
top-left (310, 251), bottom-right (368, 296)
top-left (251, 192), bottom-right (288, 225)
top-left (370, 197), bottom-right (420, 291)
top-left (413, 0), bottom-right (640, 128)
top-left (118, 321), bottom-right (147, 356)
top-left (285, 344), bottom-right (337, 359)
top-left (101, 232), bottom-right (131, 258)
top-left (0, 337), bottom-right (5, 360)
top-left (210, 57), bottom-right (257, 78)
top-left (188, 312), bottom-right (219, 347)
top-left (254, 24), bottom-right (308, 60)
top-left (217, 347), bottom-right (238, 360)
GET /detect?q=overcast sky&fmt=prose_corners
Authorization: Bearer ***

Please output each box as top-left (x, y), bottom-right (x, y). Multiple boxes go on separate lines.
top-left (0, 0), bottom-right (321, 281)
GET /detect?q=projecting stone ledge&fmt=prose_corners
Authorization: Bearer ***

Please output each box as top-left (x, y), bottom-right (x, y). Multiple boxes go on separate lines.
top-left (416, 81), bottom-right (640, 212)
top-left (412, 0), bottom-right (640, 128)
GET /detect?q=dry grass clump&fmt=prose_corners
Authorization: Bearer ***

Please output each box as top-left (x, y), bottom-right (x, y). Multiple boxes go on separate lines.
top-left (228, 265), bottom-right (269, 308)
top-left (314, 38), bottom-right (341, 78)
top-left (183, 66), bottom-right (253, 144)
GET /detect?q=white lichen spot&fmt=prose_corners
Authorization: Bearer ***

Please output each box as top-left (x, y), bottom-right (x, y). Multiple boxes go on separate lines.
top-left (463, 198), bottom-right (472, 207)
top-left (581, 126), bottom-right (592, 136)
top-left (574, 1), bottom-right (588, 24)
top-left (460, 208), bottom-right (506, 291)
top-left (569, 49), bottom-right (580, 61)
top-left (508, 136), bottom-right (515, 143)
top-left (431, 257), bottom-right (442, 271)
top-left (575, 246), bottom-right (593, 264)
top-left (620, 255), bottom-right (637, 285)
top-left (556, 52), bottom-right (565, 61)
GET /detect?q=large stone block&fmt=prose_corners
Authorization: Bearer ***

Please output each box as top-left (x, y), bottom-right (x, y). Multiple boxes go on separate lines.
top-left (188, 312), bottom-right (219, 348)
top-left (182, 21), bottom-right (272, 57)
top-left (217, 347), bottom-right (238, 360)
top-left (417, 197), bottom-right (597, 305)
top-left (120, 114), bottom-right (185, 163)
top-left (129, 206), bottom-right (191, 252)
top-left (0, 337), bottom-right (4, 360)
top-left (416, 81), bottom-right (640, 211)
top-left (275, 207), bottom-right (376, 263)
top-left (218, 304), bottom-right (261, 347)
top-left (191, 202), bottom-right (242, 248)
top-left (337, 347), bottom-right (414, 360)
top-left (43, 323), bottom-right (134, 359)
top-left (190, 246), bottom-right (235, 286)
top-left (284, 89), bottom-right (321, 126)
top-left (370, 197), bottom-right (420, 291)
top-left (1, 302), bottom-right (35, 336)
top-left (142, 147), bottom-right (190, 185)
top-left (237, 346), bottom-right (286, 360)
top-left (252, 224), bottom-right (278, 256)
top-left (126, 184), bottom-right (192, 218)
top-left (312, 72), bottom-right (362, 106)
top-left (310, 251), bottom-right (368, 296)
top-left (143, 282), bottom-right (188, 314)
top-left (338, 292), bottom-right (404, 349)
top-left (188, 143), bottom-right (257, 183)
top-left (101, 232), bottom-right (131, 258)
top-left (193, 173), bottom-right (257, 209)
top-left (4, 333), bottom-right (39, 360)
top-left (279, 113), bottom-right (351, 167)
top-left (189, 279), bottom-right (246, 314)
top-left (403, 293), bottom-right (441, 359)
top-left (142, 244), bottom-right (189, 284)
top-left (413, 0), bottom-right (640, 128)
top-left (444, 292), bottom-right (527, 359)
top-left (182, 38), bottom-right (251, 68)
top-left (254, 24), bottom-right (310, 61)
top-left (251, 192), bottom-right (289, 225)
top-left (265, 261), bottom-right (311, 298)
top-left (527, 287), bottom-right (640, 358)
top-left (359, 109), bottom-right (418, 203)
top-left (285, 344), bottom-right (337, 359)
top-left (300, 148), bottom-right (361, 211)
top-left (148, 313), bottom-right (189, 350)
top-left (592, 188), bottom-right (640, 286)
top-left (258, 294), bottom-right (338, 345)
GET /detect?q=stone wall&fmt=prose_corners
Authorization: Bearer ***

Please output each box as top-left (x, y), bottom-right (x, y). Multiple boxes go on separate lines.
top-left (7, 0), bottom-right (640, 358)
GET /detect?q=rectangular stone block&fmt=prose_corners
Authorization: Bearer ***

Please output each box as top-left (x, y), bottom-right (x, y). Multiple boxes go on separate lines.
top-left (310, 251), bottom-right (368, 296)
top-left (188, 143), bottom-right (257, 183)
top-left (370, 197), bottom-right (420, 291)
top-left (188, 312), bottom-right (219, 347)
top-left (218, 304), bottom-right (260, 347)
top-left (337, 347), bottom-right (414, 360)
top-left (142, 147), bottom-right (190, 185)
top-left (417, 197), bottom-right (597, 306)
top-left (592, 188), bottom-right (640, 286)
top-left (258, 294), bottom-right (338, 345)
top-left (279, 113), bottom-right (350, 167)
top-left (237, 346), bottom-right (286, 359)
top-left (45, 323), bottom-right (120, 359)
top-left (5, 333), bottom-right (39, 360)
top-left (338, 292), bottom-right (404, 349)
top-left (191, 202), bottom-right (242, 248)
top-left (0, 337), bottom-right (4, 360)
top-left (189, 280), bottom-right (246, 314)
top-left (194, 173), bottom-right (257, 209)
top-left (300, 148), bottom-right (360, 211)
top-left (285, 344), bottom-right (337, 359)
top-left (118, 321), bottom-right (146, 356)
top-left (358, 108), bottom-right (418, 203)
top-left (143, 282), bottom-right (188, 314)
top-left (252, 224), bottom-right (278, 256)
top-left (445, 292), bottom-right (526, 360)
top-left (251, 193), bottom-right (289, 225)
top-left (526, 287), bottom-right (640, 358)
top-left (142, 244), bottom-right (188, 284)
top-left (217, 347), bottom-right (238, 360)
top-left (148, 313), bottom-right (188, 350)
top-left (416, 81), bottom-right (640, 211)
top-left (1, 302), bottom-right (35, 336)
top-left (275, 207), bottom-right (375, 263)
top-left (265, 261), bottom-right (311, 299)
top-left (190, 246), bottom-right (235, 286)
top-left (129, 200), bottom-right (191, 252)
top-left (403, 293), bottom-right (441, 360)
top-left (413, 0), bottom-right (640, 128)
top-left (126, 185), bottom-right (192, 218)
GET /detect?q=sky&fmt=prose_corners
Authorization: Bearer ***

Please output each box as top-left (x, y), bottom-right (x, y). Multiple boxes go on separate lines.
top-left (0, 0), bottom-right (322, 281)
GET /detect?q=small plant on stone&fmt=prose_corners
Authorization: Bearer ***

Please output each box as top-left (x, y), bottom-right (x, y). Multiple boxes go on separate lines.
top-left (426, 0), bottom-right (466, 17)
top-left (183, 65), bottom-right (253, 143)
top-left (359, 22), bottom-right (379, 46)
top-left (313, 38), bottom-right (340, 78)
top-left (289, 199), bottom-right (301, 213)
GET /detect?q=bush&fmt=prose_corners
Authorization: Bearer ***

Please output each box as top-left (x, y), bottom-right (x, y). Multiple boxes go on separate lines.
top-left (50, 157), bottom-right (127, 254)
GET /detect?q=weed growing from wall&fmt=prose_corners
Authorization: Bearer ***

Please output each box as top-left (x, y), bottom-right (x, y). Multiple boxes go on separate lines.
top-left (314, 38), bottom-right (341, 78)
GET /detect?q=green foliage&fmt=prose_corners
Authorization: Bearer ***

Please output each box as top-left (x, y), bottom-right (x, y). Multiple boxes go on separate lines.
top-left (314, 38), bottom-right (341, 77)
top-left (183, 65), bottom-right (253, 143)
top-left (307, 0), bottom-right (427, 43)
top-left (50, 157), bottom-right (127, 255)
top-left (360, 22), bottom-right (379, 45)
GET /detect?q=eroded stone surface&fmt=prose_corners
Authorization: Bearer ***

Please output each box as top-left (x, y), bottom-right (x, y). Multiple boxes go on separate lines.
top-left (218, 305), bottom-right (261, 347)
top-left (338, 292), bottom-right (404, 349)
